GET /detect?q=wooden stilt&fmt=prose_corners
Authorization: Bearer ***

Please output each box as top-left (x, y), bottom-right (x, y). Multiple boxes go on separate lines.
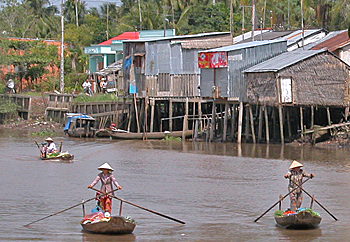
top-left (150, 99), bottom-right (155, 132)
top-left (286, 107), bottom-right (292, 139)
top-left (230, 104), bottom-right (237, 141)
top-left (258, 105), bottom-right (263, 143)
top-left (300, 106), bottom-right (304, 141)
top-left (169, 100), bottom-right (173, 132)
top-left (326, 107), bottom-right (331, 126)
top-left (244, 105), bottom-right (250, 142)
top-left (311, 106), bottom-right (314, 128)
top-left (249, 105), bottom-right (256, 143)
top-left (264, 105), bottom-right (270, 144)
top-left (133, 94), bottom-right (140, 133)
top-left (237, 102), bottom-right (243, 144)
top-left (278, 105), bottom-right (284, 144)
top-left (209, 101), bottom-right (216, 141)
top-left (345, 106), bottom-right (349, 121)
top-left (223, 102), bottom-right (229, 142)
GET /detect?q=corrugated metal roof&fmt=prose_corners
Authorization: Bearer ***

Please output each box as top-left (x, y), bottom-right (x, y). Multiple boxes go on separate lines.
top-left (234, 30), bottom-right (294, 44)
top-left (310, 30), bottom-right (350, 52)
top-left (98, 32), bottom-right (139, 45)
top-left (279, 29), bottom-right (327, 46)
top-left (243, 49), bottom-right (326, 73)
top-left (200, 39), bottom-right (286, 53)
top-left (123, 32), bottom-right (231, 43)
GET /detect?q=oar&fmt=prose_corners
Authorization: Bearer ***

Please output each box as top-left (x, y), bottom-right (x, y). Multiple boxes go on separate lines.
top-left (24, 188), bottom-right (119, 227)
top-left (34, 141), bottom-right (43, 156)
top-left (254, 178), bottom-right (310, 222)
top-left (89, 187), bottom-right (185, 224)
top-left (289, 179), bottom-right (338, 221)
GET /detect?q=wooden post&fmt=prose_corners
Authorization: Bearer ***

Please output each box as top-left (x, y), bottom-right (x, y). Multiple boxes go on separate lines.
top-left (249, 105), bottom-right (256, 143)
top-left (345, 106), bottom-right (350, 121)
top-left (286, 107), bottom-right (292, 139)
top-left (209, 101), bottom-right (216, 141)
top-left (198, 100), bottom-right (203, 133)
top-left (310, 195), bottom-right (314, 209)
top-left (300, 106), bottom-right (304, 141)
top-left (279, 195), bottom-right (282, 211)
top-left (311, 106), bottom-right (314, 128)
top-left (237, 102), bottom-right (244, 144)
top-left (133, 94), bottom-right (140, 133)
top-left (244, 105), bottom-right (250, 142)
top-left (223, 102), bottom-right (229, 142)
top-left (264, 105), bottom-right (270, 144)
top-left (169, 100), bottom-right (173, 132)
top-left (258, 105), bottom-right (263, 143)
top-left (278, 105), bottom-right (284, 144)
top-left (230, 104), bottom-right (237, 141)
top-left (194, 119), bottom-right (199, 141)
top-left (326, 107), bottom-right (331, 126)
top-left (119, 200), bottom-right (123, 216)
top-left (182, 114), bottom-right (188, 140)
top-left (150, 99), bottom-right (155, 132)
top-left (82, 199), bottom-right (85, 217)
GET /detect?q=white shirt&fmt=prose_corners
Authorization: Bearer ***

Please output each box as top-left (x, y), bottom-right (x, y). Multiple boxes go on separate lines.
top-left (82, 81), bottom-right (91, 88)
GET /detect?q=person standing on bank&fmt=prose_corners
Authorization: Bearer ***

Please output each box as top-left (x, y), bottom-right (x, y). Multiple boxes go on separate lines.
top-left (88, 162), bottom-right (122, 214)
top-left (284, 160), bottom-right (314, 212)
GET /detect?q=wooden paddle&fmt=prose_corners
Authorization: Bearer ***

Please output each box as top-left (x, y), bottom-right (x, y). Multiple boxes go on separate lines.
top-left (89, 187), bottom-right (185, 224)
top-left (34, 141), bottom-right (43, 156)
top-left (289, 179), bottom-right (338, 221)
top-left (24, 188), bottom-right (119, 227)
top-left (254, 178), bottom-right (310, 222)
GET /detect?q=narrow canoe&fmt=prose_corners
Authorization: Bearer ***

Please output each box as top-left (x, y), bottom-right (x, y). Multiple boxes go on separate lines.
top-left (275, 210), bottom-right (321, 229)
top-left (110, 130), bottom-right (193, 140)
top-left (81, 216), bottom-right (136, 234)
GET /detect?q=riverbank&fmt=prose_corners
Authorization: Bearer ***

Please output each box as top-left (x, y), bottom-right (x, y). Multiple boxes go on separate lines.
top-left (0, 96), bottom-right (63, 133)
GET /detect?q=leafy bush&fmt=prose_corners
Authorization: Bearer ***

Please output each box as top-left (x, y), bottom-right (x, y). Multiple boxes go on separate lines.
top-left (0, 100), bottom-right (20, 114)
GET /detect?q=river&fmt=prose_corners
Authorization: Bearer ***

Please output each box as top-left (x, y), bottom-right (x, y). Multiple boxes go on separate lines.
top-left (1, 128), bottom-right (350, 241)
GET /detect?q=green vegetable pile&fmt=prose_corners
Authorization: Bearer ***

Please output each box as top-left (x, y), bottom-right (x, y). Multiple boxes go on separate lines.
top-left (274, 210), bottom-right (284, 217)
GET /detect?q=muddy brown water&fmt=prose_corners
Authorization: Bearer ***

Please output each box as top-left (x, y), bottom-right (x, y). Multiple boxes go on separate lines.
top-left (1, 128), bottom-right (350, 241)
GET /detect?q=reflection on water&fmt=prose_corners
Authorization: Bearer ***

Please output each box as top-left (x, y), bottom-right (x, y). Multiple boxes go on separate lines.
top-left (81, 232), bottom-right (136, 242)
top-left (1, 130), bottom-right (350, 241)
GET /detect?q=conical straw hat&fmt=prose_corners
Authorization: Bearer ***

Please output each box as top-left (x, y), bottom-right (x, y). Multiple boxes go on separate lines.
top-left (98, 162), bottom-right (114, 171)
top-left (289, 160), bottom-right (303, 169)
top-left (45, 137), bottom-right (54, 142)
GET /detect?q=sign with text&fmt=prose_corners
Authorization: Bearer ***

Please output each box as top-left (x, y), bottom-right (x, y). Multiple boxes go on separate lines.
top-left (198, 52), bottom-right (227, 68)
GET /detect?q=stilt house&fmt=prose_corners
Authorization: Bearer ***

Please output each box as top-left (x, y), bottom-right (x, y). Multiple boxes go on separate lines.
top-left (122, 32), bottom-right (233, 98)
top-left (198, 40), bottom-right (287, 101)
top-left (243, 49), bottom-right (350, 143)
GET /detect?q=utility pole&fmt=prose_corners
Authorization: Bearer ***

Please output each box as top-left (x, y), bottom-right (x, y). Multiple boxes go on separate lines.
top-left (240, 5), bottom-right (252, 40)
top-left (301, 0), bottom-right (304, 49)
top-left (252, 0), bottom-right (255, 41)
top-left (60, 0), bottom-right (64, 93)
top-left (106, 2), bottom-right (109, 40)
top-left (74, 0), bottom-right (78, 27)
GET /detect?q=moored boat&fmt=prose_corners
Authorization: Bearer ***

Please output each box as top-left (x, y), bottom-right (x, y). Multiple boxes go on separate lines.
top-left (274, 209), bottom-right (321, 229)
top-left (81, 212), bottom-right (136, 234)
top-left (110, 130), bottom-right (193, 140)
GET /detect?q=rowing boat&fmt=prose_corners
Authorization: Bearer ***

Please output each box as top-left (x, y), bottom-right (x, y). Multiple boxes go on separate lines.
top-left (40, 152), bottom-right (74, 162)
top-left (275, 209), bottom-right (321, 229)
top-left (109, 130), bottom-right (193, 140)
top-left (81, 213), bottom-right (136, 234)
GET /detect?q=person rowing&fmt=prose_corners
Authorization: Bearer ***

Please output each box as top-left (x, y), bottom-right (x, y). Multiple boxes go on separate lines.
top-left (88, 162), bottom-right (122, 216)
top-left (284, 160), bottom-right (314, 212)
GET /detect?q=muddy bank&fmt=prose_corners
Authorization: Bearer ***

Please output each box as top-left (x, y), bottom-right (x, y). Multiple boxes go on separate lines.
top-left (0, 96), bottom-right (63, 134)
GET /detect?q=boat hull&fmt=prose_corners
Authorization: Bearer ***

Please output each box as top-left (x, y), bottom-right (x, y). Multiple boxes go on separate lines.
top-left (275, 211), bottom-right (321, 229)
top-left (110, 130), bottom-right (193, 140)
top-left (81, 216), bottom-right (136, 234)
top-left (40, 154), bottom-right (74, 162)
